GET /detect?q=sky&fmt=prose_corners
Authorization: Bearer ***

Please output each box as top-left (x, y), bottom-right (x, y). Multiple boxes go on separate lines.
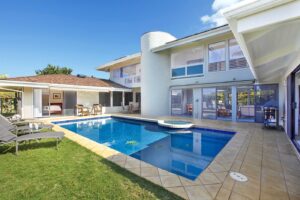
top-left (0, 0), bottom-right (241, 79)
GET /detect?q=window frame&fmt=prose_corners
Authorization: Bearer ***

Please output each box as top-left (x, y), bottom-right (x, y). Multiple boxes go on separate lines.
top-left (208, 41), bottom-right (226, 72)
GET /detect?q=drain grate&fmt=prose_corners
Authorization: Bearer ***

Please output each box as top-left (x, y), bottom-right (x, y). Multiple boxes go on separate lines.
top-left (230, 172), bottom-right (248, 182)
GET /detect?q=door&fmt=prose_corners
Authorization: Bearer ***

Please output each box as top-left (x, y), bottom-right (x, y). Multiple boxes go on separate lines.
top-left (63, 91), bottom-right (77, 116)
top-left (33, 89), bottom-right (42, 118)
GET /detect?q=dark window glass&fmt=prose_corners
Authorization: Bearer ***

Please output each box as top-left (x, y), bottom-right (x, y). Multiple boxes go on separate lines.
top-left (99, 92), bottom-right (111, 107)
top-left (113, 92), bottom-right (122, 106)
top-left (187, 64), bottom-right (203, 76)
top-left (136, 92), bottom-right (141, 103)
top-left (172, 67), bottom-right (185, 77)
top-left (124, 92), bottom-right (133, 106)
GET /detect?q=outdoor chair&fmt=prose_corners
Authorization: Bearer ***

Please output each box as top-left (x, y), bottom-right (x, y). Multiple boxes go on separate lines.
top-left (92, 104), bottom-right (102, 115)
top-left (75, 104), bottom-right (90, 116)
top-left (0, 125), bottom-right (64, 155)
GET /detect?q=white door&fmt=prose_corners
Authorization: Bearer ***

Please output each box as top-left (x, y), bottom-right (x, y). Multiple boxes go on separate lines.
top-left (33, 89), bottom-right (42, 118)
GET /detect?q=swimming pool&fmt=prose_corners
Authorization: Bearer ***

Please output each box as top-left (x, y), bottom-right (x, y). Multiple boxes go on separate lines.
top-left (54, 117), bottom-right (234, 180)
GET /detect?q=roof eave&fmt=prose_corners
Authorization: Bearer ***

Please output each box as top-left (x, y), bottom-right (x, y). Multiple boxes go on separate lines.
top-left (151, 25), bottom-right (231, 53)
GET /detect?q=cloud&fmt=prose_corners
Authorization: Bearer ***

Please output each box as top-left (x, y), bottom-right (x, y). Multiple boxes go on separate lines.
top-left (201, 0), bottom-right (243, 27)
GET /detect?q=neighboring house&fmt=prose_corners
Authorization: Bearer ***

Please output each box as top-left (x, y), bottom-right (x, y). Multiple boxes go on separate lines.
top-left (0, 74), bottom-right (131, 118)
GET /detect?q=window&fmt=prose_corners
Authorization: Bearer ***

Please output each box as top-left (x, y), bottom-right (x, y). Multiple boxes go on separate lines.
top-left (99, 92), bottom-right (111, 107)
top-left (217, 87), bottom-right (232, 120)
top-left (229, 39), bottom-right (247, 69)
top-left (136, 92), bottom-right (141, 103)
top-left (237, 86), bottom-right (255, 122)
top-left (171, 46), bottom-right (204, 78)
top-left (187, 65), bottom-right (203, 76)
top-left (172, 67), bottom-right (185, 77)
top-left (208, 42), bottom-right (226, 72)
top-left (124, 92), bottom-right (133, 106)
top-left (113, 92), bottom-right (122, 106)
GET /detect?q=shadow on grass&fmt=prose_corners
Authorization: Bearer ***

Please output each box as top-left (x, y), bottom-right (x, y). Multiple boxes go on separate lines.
top-left (0, 140), bottom-right (60, 154)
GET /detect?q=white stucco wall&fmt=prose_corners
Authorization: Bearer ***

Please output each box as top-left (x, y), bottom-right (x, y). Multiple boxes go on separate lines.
top-left (77, 91), bottom-right (99, 107)
top-left (141, 32), bottom-right (176, 116)
top-left (22, 87), bottom-right (34, 119)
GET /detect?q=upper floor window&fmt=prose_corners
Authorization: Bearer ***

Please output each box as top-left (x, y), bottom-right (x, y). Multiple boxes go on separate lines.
top-left (121, 65), bottom-right (136, 78)
top-left (171, 47), bottom-right (204, 78)
top-left (208, 42), bottom-right (226, 72)
top-left (229, 39), bottom-right (248, 69)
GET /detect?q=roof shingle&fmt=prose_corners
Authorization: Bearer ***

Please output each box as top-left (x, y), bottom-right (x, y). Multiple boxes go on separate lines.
top-left (6, 74), bottom-right (127, 89)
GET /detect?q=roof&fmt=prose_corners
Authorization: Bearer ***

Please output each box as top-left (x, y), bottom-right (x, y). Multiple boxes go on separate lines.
top-left (5, 74), bottom-right (127, 89)
top-left (97, 53), bottom-right (141, 72)
top-left (151, 24), bottom-right (231, 52)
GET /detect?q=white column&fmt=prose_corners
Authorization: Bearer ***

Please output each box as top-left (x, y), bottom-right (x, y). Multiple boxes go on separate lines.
top-left (232, 86), bottom-right (237, 122)
top-left (110, 92), bottom-right (113, 107)
top-left (193, 88), bottom-right (202, 119)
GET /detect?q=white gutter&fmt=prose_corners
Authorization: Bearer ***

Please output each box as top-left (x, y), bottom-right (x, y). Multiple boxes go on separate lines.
top-left (0, 87), bottom-right (23, 93)
top-left (0, 80), bottom-right (132, 92)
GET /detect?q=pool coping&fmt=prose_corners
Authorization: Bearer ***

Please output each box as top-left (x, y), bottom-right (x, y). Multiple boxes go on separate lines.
top-left (45, 114), bottom-right (249, 200)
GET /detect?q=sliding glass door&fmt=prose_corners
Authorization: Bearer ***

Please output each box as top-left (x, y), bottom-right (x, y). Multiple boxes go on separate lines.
top-left (217, 87), bottom-right (232, 120)
top-left (202, 88), bottom-right (216, 119)
top-left (171, 89), bottom-right (193, 117)
top-left (237, 86), bottom-right (255, 122)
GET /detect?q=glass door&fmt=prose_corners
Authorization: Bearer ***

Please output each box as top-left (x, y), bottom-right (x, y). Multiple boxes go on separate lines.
top-left (202, 88), bottom-right (216, 119)
top-left (217, 87), bottom-right (232, 120)
top-left (237, 86), bottom-right (255, 122)
top-left (171, 90), bottom-right (182, 115)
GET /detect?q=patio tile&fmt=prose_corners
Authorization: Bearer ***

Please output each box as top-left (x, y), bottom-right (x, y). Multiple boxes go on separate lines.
top-left (184, 185), bottom-right (213, 200)
top-left (214, 172), bottom-right (228, 182)
top-left (144, 176), bottom-right (162, 186)
top-left (179, 176), bottom-right (202, 186)
top-left (215, 187), bottom-right (231, 200)
top-left (166, 187), bottom-right (189, 200)
top-left (141, 167), bottom-right (159, 177)
top-left (204, 183), bottom-right (221, 199)
top-left (125, 159), bottom-right (140, 169)
top-left (199, 173), bottom-right (221, 185)
top-left (229, 192), bottom-right (251, 200)
top-left (158, 168), bottom-right (175, 176)
top-left (126, 167), bottom-right (141, 176)
top-left (160, 175), bottom-right (182, 188)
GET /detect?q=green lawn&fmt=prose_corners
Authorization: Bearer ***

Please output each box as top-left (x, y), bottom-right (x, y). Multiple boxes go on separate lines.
top-left (0, 139), bottom-right (182, 200)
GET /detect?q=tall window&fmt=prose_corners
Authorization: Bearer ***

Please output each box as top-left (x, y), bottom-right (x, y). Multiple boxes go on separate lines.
top-left (124, 92), bottom-right (133, 106)
top-left (171, 47), bottom-right (204, 78)
top-left (208, 42), bottom-right (226, 72)
top-left (113, 92), bottom-right (122, 106)
top-left (237, 86), bottom-right (255, 122)
top-left (99, 92), bottom-right (111, 107)
top-left (229, 39), bottom-right (247, 69)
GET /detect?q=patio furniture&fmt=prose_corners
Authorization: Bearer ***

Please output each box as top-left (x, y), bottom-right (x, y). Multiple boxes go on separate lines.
top-left (128, 102), bottom-right (140, 113)
top-left (75, 104), bottom-right (90, 116)
top-left (0, 125), bottom-right (64, 155)
top-left (239, 105), bottom-right (255, 117)
top-left (92, 104), bottom-right (102, 115)
top-left (186, 104), bottom-right (193, 114)
top-left (0, 114), bottom-right (53, 135)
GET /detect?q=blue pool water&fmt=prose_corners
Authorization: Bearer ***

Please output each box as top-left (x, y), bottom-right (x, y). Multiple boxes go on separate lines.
top-left (55, 117), bottom-right (234, 180)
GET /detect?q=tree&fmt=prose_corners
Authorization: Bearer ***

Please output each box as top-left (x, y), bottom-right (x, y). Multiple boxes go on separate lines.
top-left (0, 74), bottom-right (7, 79)
top-left (35, 64), bottom-right (73, 75)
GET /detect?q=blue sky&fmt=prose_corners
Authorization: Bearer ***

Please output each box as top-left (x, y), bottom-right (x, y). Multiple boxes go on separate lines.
top-left (0, 0), bottom-right (218, 79)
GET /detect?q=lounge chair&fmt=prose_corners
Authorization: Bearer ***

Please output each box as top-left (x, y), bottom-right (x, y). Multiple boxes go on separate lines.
top-left (92, 104), bottom-right (102, 115)
top-left (0, 114), bottom-right (53, 135)
top-left (0, 125), bottom-right (64, 155)
top-left (128, 102), bottom-right (140, 113)
top-left (75, 104), bottom-right (90, 116)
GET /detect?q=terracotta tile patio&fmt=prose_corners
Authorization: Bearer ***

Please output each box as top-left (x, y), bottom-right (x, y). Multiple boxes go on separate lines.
top-left (43, 114), bottom-right (300, 200)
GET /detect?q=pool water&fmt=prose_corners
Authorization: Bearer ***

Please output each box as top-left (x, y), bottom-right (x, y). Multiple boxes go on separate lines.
top-left (55, 117), bottom-right (234, 180)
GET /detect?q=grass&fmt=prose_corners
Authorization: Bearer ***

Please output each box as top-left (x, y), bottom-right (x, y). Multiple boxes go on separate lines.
top-left (0, 138), bottom-right (182, 200)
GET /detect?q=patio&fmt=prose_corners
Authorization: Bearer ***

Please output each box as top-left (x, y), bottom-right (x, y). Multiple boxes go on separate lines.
top-left (42, 114), bottom-right (300, 200)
